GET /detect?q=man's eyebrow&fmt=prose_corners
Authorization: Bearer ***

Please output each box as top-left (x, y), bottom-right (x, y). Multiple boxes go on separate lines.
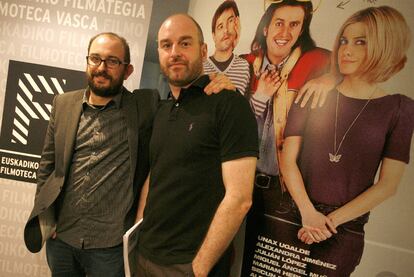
top-left (158, 38), bottom-right (171, 44)
top-left (88, 53), bottom-right (122, 60)
top-left (159, 36), bottom-right (193, 43)
top-left (178, 35), bottom-right (193, 41)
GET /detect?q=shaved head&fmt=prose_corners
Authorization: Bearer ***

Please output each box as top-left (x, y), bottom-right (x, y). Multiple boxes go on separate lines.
top-left (159, 14), bottom-right (204, 44)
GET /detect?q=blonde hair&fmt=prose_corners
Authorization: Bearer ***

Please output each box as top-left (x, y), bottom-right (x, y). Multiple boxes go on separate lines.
top-left (332, 6), bottom-right (411, 83)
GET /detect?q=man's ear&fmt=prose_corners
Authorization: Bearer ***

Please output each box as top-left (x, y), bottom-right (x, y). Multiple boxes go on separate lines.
top-left (124, 64), bottom-right (134, 80)
top-left (201, 43), bottom-right (208, 62)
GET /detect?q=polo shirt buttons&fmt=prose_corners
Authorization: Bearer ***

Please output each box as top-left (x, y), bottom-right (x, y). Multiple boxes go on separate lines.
top-left (175, 103), bottom-right (179, 107)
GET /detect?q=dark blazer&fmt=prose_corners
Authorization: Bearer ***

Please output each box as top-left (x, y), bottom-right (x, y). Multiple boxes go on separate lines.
top-left (24, 87), bottom-right (159, 253)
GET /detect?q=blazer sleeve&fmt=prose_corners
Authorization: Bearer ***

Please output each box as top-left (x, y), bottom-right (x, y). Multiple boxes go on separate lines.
top-left (24, 95), bottom-right (59, 253)
top-left (35, 95), bottom-right (57, 196)
top-left (124, 89), bottom-right (159, 231)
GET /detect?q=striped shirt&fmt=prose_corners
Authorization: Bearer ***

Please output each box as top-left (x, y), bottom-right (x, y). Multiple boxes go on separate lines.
top-left (56, 89), bottom-right (132, 249)
top-left (203, 54), bottom-right (250, 95)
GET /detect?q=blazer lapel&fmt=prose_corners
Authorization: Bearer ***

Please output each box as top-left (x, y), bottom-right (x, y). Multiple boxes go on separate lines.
top-left (121, 90), bottom-right (139, 186)
top-left (62, 91), bottom-right (83, 171)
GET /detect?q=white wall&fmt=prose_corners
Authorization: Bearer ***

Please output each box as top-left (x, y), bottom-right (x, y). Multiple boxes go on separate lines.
top-left (0, 1), bottom-right (153, 276)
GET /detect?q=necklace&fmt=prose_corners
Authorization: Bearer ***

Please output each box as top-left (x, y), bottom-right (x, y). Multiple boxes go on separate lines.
top-left (329, 87), bottom-right (377, 163)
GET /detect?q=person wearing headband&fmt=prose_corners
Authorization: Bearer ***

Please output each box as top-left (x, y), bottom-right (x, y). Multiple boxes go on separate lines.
top-left (242, 0), bottom-right (331, 273)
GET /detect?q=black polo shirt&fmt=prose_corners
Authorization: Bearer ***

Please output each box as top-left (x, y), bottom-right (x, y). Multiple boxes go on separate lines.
top-left (138, 75), bottom-right (258, 265)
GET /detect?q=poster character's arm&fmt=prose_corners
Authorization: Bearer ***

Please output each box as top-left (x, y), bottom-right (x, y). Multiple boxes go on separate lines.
top-left (249, 69), bottom-right (281, 118)
top-left (327, 158), bottom-right (405, 228)
top-left (204, 73), bottom-right (236, 94)
top-left (256, 69), bottom-right (281, 98)
top-left (288, 48), bottom-right (332, 109)
top-left (295, 72), bottom-right (340, 108)
top-left (192, 157), bottom-right (256, 277)
top-left (280, 136), bottom-right (337, 244)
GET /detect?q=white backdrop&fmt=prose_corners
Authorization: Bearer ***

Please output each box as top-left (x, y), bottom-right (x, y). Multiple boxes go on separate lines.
top-left (0, 0), bottom-right (153, 276)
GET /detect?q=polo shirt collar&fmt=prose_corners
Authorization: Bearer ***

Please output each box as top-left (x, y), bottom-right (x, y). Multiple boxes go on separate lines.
top-left (167, 74), bottom-right (209, 101)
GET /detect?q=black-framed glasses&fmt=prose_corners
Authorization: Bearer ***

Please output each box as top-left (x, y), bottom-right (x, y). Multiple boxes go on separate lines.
top-left (86, 55), bottom-right (128, 68)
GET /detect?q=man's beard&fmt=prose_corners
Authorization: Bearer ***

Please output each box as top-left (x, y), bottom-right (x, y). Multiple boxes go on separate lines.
top-left (87, 70), bottom-right (124, 97)
top-left (161, 56), bottom-right (203, 87)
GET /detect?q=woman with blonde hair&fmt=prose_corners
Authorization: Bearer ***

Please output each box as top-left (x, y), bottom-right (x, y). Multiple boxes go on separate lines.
top-left (281, 6), bottom-right (413, 276)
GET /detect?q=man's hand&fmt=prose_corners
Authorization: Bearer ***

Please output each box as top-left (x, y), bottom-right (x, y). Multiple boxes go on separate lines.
top-left (295, 73), bottom-right (337, 108)
top-left (204, 73), bottom-right (236, 95)
top-left (256, 69), bottom-right (281, 98)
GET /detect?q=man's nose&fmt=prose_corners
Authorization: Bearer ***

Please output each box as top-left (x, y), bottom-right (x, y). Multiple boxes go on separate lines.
top-left (223, 24), bottom-right (228, 34)
top-left (280, 26), bottom-right (289, 37)
top-left (171, 44), bottom-right (182, 56)
top-left (97, 60), bottom-right (108, 70)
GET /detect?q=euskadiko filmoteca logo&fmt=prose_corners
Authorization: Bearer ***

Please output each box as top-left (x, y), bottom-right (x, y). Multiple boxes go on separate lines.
top-left (0, 60), bottom-right (86, 183)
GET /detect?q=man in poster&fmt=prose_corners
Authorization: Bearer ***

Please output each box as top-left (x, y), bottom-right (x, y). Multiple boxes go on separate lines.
top-left (203, 0), bottom-right (250, 95)
top-left (241, 0), bottom-right (331, 275)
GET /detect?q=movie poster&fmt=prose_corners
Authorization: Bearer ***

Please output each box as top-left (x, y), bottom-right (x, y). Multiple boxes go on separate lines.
top-left (191, 1), bottom-right (413, 276)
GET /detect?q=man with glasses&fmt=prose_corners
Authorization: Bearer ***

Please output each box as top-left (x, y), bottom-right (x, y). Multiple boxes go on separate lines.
top-left (23, 32), bottom-right (158, 276)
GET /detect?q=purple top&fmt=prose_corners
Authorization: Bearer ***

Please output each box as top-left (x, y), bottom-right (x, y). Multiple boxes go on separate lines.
top-left (285, 90), bottom-right (414, 206)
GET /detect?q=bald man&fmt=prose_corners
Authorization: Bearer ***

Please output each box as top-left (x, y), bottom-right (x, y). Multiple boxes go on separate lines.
top-left (136, 14), bottom-right (258, 277)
